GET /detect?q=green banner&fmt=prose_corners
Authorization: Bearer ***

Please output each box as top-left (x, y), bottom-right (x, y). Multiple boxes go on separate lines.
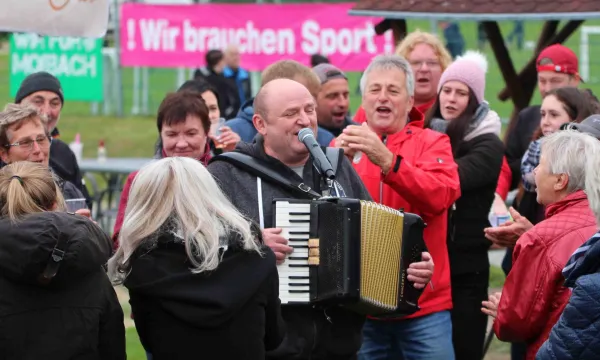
top-left (9, 33), bottom-right (104, 102)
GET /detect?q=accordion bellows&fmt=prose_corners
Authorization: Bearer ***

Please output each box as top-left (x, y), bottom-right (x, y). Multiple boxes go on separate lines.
top-left (273, 197), bottom-right (427, 316)
top-left (360, 201), bottom-right (404, 312)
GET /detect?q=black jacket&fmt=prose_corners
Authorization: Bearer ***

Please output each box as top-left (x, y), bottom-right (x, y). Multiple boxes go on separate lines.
top-left (502, 106), bottom-right (544, 274)
top-left (207, 136), bottom-right (372, 360)
top-left (194, 67), bottom-right (241, 120)
top-left (448, 133), bottom-right (504, 275)
top-left (50, 137), bottom-right (93, 209)
top-left (505, 105), bottom-right (541, 191)
top-left (124, 231), bottom-right (285, 360)
top-left (0, 212), bottom-right (125, 360)
top-left (53, 170), bottom-right (85, 200)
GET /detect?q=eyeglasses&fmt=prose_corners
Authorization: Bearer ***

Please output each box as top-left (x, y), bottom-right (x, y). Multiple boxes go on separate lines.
top-left (409, 60), bottom-right (441, 69)
top-left (5, 135), bottom-right (51, 151)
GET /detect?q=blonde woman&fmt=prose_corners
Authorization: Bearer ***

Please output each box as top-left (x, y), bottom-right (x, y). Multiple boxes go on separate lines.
top-left (0, 161), bottom-right (125, 360)
top-left (109, 157), bottom-right (284, 360)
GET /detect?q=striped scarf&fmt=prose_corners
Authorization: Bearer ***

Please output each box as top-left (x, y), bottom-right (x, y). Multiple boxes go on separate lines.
top-left (562, 230), bottom-right (600, 288)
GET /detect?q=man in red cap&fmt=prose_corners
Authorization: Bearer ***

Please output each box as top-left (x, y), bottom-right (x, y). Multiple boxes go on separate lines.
top-left (489, 43), bottom-right (582, 360)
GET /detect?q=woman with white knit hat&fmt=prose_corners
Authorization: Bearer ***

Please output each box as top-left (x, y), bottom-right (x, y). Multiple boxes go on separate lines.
top-left (424, 50), bottom-right (504, 360)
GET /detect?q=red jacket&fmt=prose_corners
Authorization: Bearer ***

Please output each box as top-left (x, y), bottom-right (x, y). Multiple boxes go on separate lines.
top-left (347, 108), bottom-right (461, 319)
top-left (495, 157), bottom-right (512, 200)
top-left (493, 190), bottom-right (597, 360)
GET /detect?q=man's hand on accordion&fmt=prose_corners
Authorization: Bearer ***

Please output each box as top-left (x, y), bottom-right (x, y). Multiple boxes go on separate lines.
top-left (407, 252), bottom-right (434, 289)
top-left (262, 228), bottom-right (294, 264)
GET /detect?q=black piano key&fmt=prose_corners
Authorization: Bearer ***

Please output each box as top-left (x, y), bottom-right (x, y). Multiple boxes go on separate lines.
top-left (288, 256), bottom-right (308, 260)
top-left (289, 220), bottom-right (310, 223)
top-left (289, 290), bottom-right (310, 293)
top-left (289, 212), bottom-right (311, 215)
top-left (290, 245), bottom-right (309, 249)
top-left (289, 276), bottom-right (310, 279)
top-left (289, 264), bottom-right (310, 268)
top-left (289, 232), bottom-right (310, 235)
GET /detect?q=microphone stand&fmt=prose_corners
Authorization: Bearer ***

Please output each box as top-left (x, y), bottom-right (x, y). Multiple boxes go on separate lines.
top-left (306, 152), bottom-right (334, 198)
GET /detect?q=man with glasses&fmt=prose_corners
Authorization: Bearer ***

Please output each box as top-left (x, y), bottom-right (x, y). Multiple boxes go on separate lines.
top-left (13, 72), bottom-right (91, 208)
top-left (0, 103), bottom-right (84, 200)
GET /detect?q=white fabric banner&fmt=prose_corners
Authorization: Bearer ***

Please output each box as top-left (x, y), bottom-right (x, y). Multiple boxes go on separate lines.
top-left (0, 0), bottom-right (110, 38)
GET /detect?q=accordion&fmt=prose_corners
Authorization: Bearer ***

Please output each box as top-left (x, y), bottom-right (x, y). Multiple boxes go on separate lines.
top-left (274, 197), bottom-right (427, 316)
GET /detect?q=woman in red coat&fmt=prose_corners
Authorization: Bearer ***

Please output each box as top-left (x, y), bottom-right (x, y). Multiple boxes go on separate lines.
top-left (482, 130), bottom-right (600, 360)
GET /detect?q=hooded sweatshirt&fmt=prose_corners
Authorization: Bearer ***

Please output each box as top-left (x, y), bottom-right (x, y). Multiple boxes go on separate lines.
top-left (0, 212), bottom-right (125, 360)
top-left (124, 229), bottom-right (285, 360)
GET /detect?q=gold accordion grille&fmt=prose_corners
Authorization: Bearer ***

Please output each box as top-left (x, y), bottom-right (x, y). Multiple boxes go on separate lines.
top-left (360, 200), bottom-right (404, 312)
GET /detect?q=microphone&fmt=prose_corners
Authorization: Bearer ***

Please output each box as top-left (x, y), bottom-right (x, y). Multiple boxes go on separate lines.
top-left (298, 128), bottom-right (335, 180)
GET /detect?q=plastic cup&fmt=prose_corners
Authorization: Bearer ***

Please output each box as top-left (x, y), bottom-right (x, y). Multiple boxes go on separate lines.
top-left (65, 198), bottom-right (88, 213)
top-left (488, 213), bottom-right (511, 227)
top-left (211, 118), bottom-right (227, 148)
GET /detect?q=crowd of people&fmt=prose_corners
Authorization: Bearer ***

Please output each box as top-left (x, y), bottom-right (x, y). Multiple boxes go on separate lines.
top-left (0, 28), bottom-right (600, 360)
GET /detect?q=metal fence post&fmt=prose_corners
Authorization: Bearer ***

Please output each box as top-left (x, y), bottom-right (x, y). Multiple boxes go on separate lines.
top-left (112, 0), bottom-right (124, 117)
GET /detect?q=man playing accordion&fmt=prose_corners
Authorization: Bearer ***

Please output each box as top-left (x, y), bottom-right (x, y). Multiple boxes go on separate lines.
top-left (208, 60), bottom-right (434, 360)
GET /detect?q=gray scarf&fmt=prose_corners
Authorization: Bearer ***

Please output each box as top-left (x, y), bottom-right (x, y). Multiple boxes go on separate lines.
top-left (429, 101), bottom-right (490, 137)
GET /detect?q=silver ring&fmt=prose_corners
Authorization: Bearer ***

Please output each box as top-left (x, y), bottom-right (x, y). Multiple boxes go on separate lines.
top-left (341, 140), bottom-right (346, 146)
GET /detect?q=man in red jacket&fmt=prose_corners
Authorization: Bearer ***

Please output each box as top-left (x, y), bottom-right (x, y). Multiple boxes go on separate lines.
top-left (335, 54), bottom-right (461, 359)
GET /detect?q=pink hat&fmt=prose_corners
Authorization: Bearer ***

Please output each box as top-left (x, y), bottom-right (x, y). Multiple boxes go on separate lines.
top-left (438, 50), bottom-right (488, 103)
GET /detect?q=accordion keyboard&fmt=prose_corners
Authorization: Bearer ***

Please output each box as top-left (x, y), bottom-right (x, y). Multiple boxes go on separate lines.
top-left (274, 201), bottom-right (312, 304)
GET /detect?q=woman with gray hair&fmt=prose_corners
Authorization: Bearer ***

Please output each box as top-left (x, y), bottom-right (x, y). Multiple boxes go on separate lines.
top-left (536, 127), bottom-right (600, 359)
top-left (0, 103), bottom-right (85, 203)
top-left (108, 156), bottom-right (285, 360)
top-left (481, 130), bottom-right (600, 360)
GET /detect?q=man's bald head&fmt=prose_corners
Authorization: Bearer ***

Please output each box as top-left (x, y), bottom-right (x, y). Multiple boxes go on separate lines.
top-left (252, 78), bottom-right (318, 167)
top-left (254, 79), bottom-right (313, 122)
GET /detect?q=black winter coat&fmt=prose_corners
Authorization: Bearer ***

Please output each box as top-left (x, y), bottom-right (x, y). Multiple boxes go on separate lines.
top-left (0, 212), bottom-right (125, 360)
top-left (124, 231), bottom-right (285, 360)
top-left (448, 133), bottom-right (504, 275)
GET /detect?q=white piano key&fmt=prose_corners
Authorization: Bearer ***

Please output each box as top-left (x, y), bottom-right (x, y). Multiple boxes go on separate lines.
top-left (276, 268), bottom-right (310, 276)
top-left (280, 295), bottom-right (310, 304)
top-left (276, 220), bottom-right (311, 227)
top-left (287, 248), bottom-right (309, 256)
top-left (279, 277), bottom-right (310, 284)
top-left (279, 286), bottom-right (310, 293)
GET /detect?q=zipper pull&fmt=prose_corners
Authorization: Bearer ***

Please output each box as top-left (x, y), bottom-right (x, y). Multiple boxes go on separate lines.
top-left (324, 308), bottom-right (333, 323)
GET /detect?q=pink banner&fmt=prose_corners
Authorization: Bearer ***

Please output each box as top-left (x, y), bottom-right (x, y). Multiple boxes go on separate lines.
top-left (120, 3), bottom-right (393, 71)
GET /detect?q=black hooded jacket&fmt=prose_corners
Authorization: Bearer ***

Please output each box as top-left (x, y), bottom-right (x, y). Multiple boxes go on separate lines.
top-left (0, 212), bottom-right (125, 360)
top-left (124, 229), bottom-right (285, 360)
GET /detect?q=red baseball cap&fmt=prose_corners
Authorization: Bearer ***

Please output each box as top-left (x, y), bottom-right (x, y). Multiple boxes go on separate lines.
top-left (536, 44), bottom-right (583, 81)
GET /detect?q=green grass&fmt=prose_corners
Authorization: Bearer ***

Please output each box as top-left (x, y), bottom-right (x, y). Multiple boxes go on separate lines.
top-left (126, 327), bottom-right (147, 360)
top-left (489, 265), bottom-right (506, 289)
